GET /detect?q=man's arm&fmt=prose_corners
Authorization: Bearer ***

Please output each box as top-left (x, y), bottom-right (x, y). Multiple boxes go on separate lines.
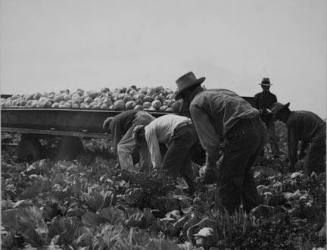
top-left (190, 104), bottom-right (220, 168)
top-left (254, 93), bottom-right (260, 110)
top-left (272, 94), bottom-right (277, 104)
top-left (111, 119), bottom-right (122, 154)
top-left (144, 125), bottom-right (162, 169)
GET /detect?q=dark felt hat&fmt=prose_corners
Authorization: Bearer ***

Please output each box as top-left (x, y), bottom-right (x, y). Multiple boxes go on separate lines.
top-left (175, 72), bottom-right (205, 100)
top-left (260, 77), bottom-right (272, 86)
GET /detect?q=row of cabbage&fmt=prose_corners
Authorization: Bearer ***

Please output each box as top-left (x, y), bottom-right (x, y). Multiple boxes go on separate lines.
top-left (1, 86), bottom-right (183, 112)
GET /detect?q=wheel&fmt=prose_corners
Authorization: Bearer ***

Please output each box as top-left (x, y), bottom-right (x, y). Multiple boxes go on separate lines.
top-left (56, 136), bottom-right (84, 160)
top-left (17, 136), bottom-right (43, 163)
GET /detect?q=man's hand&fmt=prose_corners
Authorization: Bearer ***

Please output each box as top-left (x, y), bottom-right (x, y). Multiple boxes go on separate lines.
top-left (196, 152), bottom-right (221, 184)
top-left (109, 146), bottom-right (117, 155)
top-left (103, 117), bottom-right (113, 131)
top-left (199, 165), bottom-right (220, 184)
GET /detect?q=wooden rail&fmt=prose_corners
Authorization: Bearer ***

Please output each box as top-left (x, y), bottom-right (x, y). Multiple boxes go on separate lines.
top-left (2, 127), bottom-right (112, 139)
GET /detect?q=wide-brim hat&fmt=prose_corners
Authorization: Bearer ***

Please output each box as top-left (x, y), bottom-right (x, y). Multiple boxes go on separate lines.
top-left (259, 77), bottom-right (272, 86)
top-left (175, 71), bottom-right (205, 100)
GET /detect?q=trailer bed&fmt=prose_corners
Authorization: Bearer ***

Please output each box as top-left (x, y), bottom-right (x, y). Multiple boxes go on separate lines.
top-left (1, 96), bottom-right (256, 138)
top-left (1, 108), bottom-right (170, 138)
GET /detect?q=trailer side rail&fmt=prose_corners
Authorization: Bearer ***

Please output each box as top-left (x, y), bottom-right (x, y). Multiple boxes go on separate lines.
top-left (2, 127), bottom-right (112, 139)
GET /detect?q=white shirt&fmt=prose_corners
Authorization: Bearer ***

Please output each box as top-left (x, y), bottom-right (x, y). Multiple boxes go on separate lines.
top-left (144, 114), bottom-right (191, 168)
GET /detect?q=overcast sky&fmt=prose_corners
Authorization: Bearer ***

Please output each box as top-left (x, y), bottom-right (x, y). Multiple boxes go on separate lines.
top-left (0, 0), bottom-right (326, 116)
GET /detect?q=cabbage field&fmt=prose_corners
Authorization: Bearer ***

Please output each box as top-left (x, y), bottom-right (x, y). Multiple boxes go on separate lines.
top-left (1, 87), bottom-right (326, 250)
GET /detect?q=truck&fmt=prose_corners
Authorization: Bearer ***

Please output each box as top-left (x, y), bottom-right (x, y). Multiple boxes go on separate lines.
top-left (1, 96), bottom-right (256, 162)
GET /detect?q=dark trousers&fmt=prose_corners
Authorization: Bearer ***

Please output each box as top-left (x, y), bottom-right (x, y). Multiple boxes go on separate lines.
top-left (217, 117), bottom-right (265, 213)
top-left (162, 124), bottom-right (198, 189)
top-left (304, 124), bottom-right (326, 175)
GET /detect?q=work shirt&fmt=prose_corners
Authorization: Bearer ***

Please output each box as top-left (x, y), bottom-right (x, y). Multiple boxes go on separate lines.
top-left (110, 110), bottom-right (137, 148)
top-left (287, 111), bottom-right (325, 166)
top-left (254, 91), bottom-right (277, 110)
top-left (190, 89), bottom-right (259, 157)
top-left (144, 114), bottom-right (191, 168)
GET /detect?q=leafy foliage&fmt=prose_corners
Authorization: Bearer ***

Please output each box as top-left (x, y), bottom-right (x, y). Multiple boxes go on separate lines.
top-left (1, 124), bottom-right (326, 249)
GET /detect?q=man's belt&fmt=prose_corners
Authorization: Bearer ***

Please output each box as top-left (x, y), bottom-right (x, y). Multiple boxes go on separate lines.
top-left (174, 120), bottom-right (193, 131)
top-left (226, 114), bottom-right (261, 137)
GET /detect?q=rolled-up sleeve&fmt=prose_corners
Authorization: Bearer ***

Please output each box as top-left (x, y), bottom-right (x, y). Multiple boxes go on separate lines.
top-left (145, 125), bottom-right (162, 169)
top-left (190, 103), bottom-right (220, 159)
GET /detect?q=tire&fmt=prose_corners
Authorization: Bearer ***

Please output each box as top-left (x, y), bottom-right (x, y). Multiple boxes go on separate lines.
top-left (17, 136), bottom-right (43, 163)
top-left (56, 136), bottom-right (84, 161)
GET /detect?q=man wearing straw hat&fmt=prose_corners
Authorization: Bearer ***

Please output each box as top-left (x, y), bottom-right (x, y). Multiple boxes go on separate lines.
top-left (254, 77), bottom-right (280, 159)
top-left (174, 71), bottom-right (265, 213)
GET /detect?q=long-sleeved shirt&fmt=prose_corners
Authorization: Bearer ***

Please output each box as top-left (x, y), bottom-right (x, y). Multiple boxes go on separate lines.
top-left (110, 110), bottom-right (137, 149)
top-left (254, 91), bottom-right (277, 110)
top-left (287, 111), bottom-right (325, 166)
top-left (254, 91), bottom-right (277, 124)
top-left (144, 114), bottom-right (191, 168)
top-left (190, 89), bottom-right (259, 158)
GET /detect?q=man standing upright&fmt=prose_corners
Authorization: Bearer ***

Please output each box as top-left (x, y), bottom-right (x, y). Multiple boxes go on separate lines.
top-left (254, 77), bottom-right (280, 158)
top-left (175, 71), bottom-right (265, 213)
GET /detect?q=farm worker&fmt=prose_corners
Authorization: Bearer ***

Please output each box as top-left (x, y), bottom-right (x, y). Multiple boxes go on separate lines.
top-left (174, 71), bottom-right (265, 213)
top-left (254, 77), bottom-right (280, 159)
top-left (103, 110), bottom-right (154, 171)
top-left (271, 102), bottom-right (326, 175)
top-left (133, 114), bottom-right (199, 194)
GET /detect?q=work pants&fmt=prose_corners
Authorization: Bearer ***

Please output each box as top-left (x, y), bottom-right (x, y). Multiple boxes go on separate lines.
top-left (217, 116), bottom-right (265, 213)
top-left (304, 124), bottom-right (326, 175)
top-left (162, 124), bottom-right (198, 191)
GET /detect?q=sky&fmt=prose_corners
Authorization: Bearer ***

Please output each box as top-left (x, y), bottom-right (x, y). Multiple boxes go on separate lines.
top-left (0, 0), bottom-right (326, 116)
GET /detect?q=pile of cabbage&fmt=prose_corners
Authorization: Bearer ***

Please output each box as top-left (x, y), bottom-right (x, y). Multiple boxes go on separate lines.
top-left (1, 86), bottom-right (182, 112)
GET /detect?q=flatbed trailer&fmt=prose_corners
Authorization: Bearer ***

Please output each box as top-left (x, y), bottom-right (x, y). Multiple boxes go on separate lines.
top-left (1, 96), bottom-right (256, 162)
top-left (1, 108), bottom-right (171, 161)
top-left (1, 108), bottom-right (170, 139)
